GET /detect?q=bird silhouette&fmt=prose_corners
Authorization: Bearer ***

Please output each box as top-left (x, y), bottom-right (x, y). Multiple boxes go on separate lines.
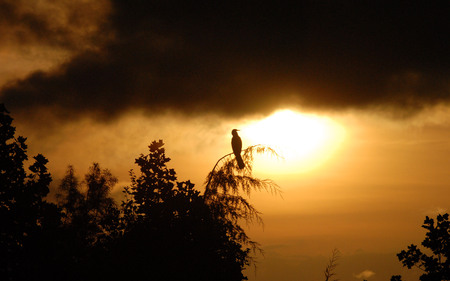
top-left (231, 129), bottom-right (245, 169)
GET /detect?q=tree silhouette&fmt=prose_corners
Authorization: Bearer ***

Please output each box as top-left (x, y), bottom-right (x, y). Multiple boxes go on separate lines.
top-left (0, 104), bottom-right (62, 280)
top-left (57, 166), bottom-right (84, 224)
top-left (1, 104), bottom-right (279, 281)
top-left (55, 163), bottom-right (120, 280)
top-left (394, 213), bottom-right (450, 281)
top-left (59, 164), bottom-right (120, 234)
top-left (114, 140), bottom-right (251, 281)
top-left (83, 163), bottom-right (120, 243)
top-left (204, 144), bottom-right (281, 255)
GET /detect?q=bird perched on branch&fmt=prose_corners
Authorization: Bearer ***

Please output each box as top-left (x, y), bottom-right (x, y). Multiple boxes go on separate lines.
top-left (231, 129), bottom-right (245, 169)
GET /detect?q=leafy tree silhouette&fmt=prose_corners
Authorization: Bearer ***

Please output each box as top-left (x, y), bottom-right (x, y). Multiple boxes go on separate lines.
top-left (1, 104), bottom-right (280, 281)
top-left (114, 140), bottom-right (253, 281)
top-left (393, 213), bottom-right (450, 281)
top-left (55, 163), bottom-right (120, 280)
top-left (0, 104), bottom-right (62, 280)
top-left (57, 163), bottom-right (120, 245)
top-left (0, 104), bottom-right (121, 281)
top-left (57, 166), bottom-right (84, 224)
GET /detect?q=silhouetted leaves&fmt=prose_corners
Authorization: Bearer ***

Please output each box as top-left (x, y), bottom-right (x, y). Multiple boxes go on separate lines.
top-left (395, 213), bottom-right (450, 281)
top-left (1, 105), bottom-right (274, 281)
top-left (116, 140), bottom-right (250, 281)
top-left (0, 104), bottom-right (61, 280)
top-left (57, 166), bottom-right (83, 223)
top-left (57, 163), bottom-right (119, 245)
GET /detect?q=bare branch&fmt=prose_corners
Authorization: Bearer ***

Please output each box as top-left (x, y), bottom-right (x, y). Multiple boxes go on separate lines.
top-left (324, 248), bottom-right (341, 281)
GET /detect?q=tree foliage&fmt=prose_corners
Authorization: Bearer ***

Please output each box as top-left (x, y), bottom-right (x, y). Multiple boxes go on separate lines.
top-left (116, 140), bottom-right (251, 281)
top-left (1, 104), bottom-right (278, 281)
top-left (0, 104), bottom-right (61, 280)
top-left (394, 213), bottom-right (450, 281)
top-left (53, 163), bottom-right (120, 280)
top-left (57, 163), bottom-right (119, 244)
top-left (204, 144), bottom-right (281, 254)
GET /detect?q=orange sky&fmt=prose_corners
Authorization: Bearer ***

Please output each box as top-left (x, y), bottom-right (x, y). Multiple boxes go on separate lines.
top-left (1, 1), bottom-right (450, 280)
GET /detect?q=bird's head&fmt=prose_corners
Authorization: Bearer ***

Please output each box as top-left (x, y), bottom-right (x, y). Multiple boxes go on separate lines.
top-left (231, 129), bottom-right (239, 136)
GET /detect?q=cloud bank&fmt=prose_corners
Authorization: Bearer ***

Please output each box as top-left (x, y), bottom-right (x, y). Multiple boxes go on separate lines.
top-left (1, 1), bottom-right (449, 120)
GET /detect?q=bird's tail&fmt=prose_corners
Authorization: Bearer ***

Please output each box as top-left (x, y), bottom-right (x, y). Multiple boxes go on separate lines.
top-left (236, 155), bottom-right (245, 169)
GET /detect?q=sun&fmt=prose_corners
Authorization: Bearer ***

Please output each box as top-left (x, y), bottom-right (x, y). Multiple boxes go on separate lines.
top-left (240, 109), bottom-right (346, 174)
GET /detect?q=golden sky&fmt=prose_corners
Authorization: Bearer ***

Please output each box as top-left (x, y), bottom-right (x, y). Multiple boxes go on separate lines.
top-left (1, 1), bottom-right (450, 280)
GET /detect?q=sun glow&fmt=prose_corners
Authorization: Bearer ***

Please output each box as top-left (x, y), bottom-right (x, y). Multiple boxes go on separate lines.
top-left (240, 110), bottom-right (346, 174)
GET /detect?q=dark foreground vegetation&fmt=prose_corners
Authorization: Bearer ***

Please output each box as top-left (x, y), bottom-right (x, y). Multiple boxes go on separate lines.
top-left (1, 104), bottom-right (448, 281)
top-left (0, 104), bottom-right (280, 281)
top-left (392, 213), bottom-right (450, 281)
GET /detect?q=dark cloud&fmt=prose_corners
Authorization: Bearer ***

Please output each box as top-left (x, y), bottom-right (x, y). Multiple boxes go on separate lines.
top-left (0, 0), bottom-right (110, 50)
top-left (1, 0), bottom-right (449, 120)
